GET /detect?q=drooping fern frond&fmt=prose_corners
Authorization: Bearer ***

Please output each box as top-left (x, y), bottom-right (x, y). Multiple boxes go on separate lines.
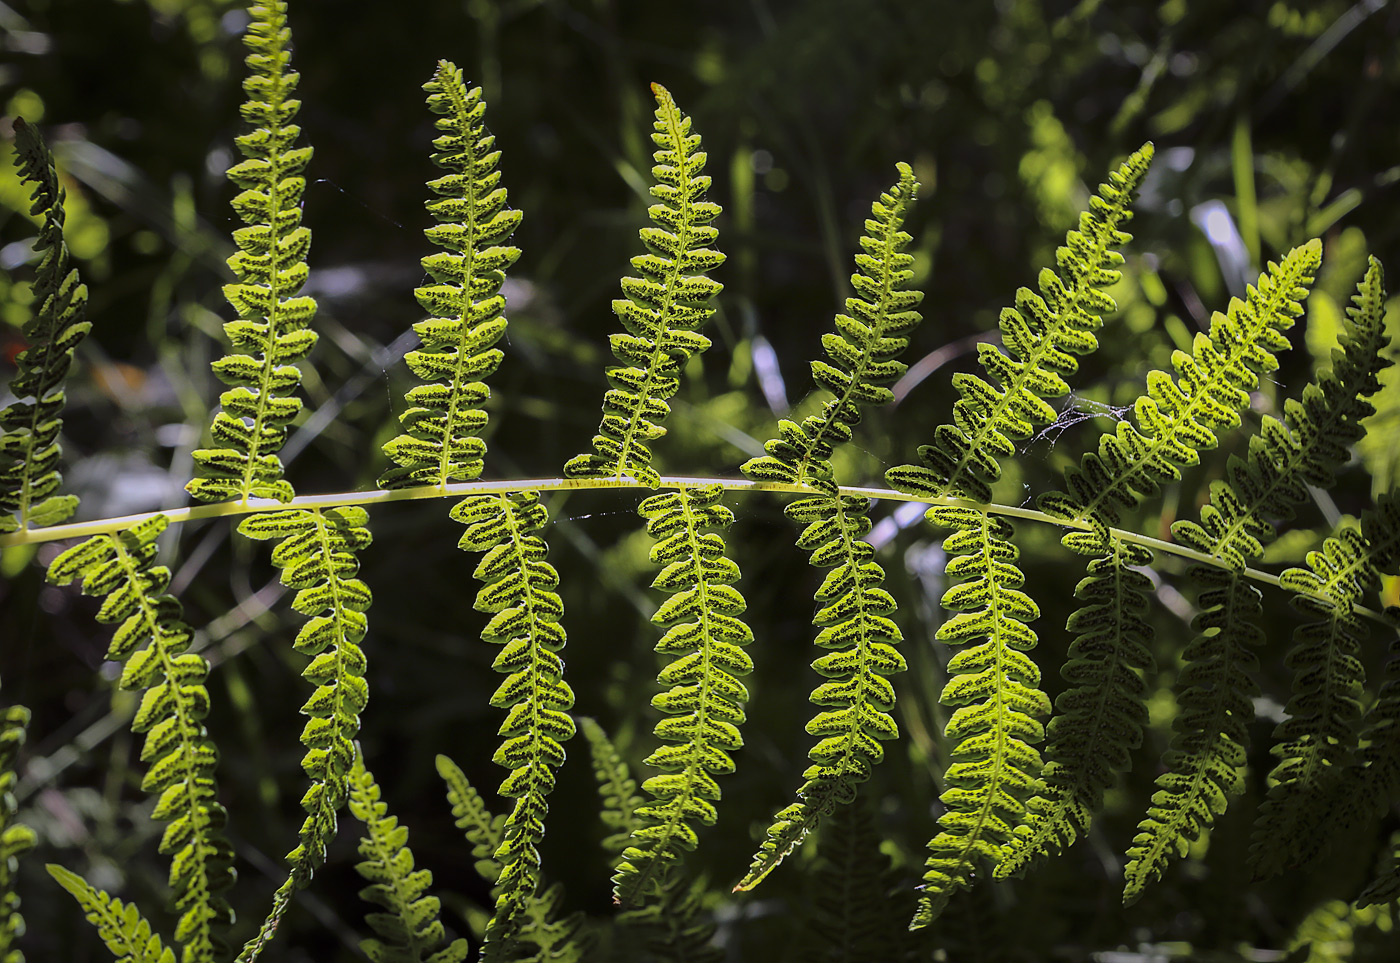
top-left (742, 162), bottom-right (923, 488)
top-left (564, 84), bottom-right (724, 488)
top-left (234, 505), bottom-right (372, 960)
top-left (887, 143), bottom-right (1153, 505)
top-left (1005, 257), bottom-right (1391, 879)
top-left (1, 697), bottom-right (37, 963)
top-left (47, 865), bottom-right (176, 963)
top-left (614, 485), bottom-right (752, 905)
top-left (0, 118), bottom-right (90, 533)
top-left (452, 491), bottom-right (575, 953)
top-left (379, 61), bottom-right (522, 490)
top-left (46, 518), bottom-right (234, 962)
top-left (349, 752), bottom-right (469, 963)
top-left (188, 0), bottom-right (316, 504)
top-left (737, 165), bottom-right (921, 889)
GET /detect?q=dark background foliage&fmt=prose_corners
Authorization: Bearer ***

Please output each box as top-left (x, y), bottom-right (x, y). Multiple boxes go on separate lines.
top-left (4, 0), bottom-right (1400, 960)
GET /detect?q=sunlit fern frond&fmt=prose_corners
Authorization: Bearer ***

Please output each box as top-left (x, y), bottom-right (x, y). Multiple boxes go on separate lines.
top-left (47, 865), bottom-right (177, 963)
top-left (380, 61), bottom-right (521, 490)
top-left (188, 0), bottom-right (316, 504)
top-left (581, 717), bottom-right (644, 855)
top-left (887, 143), bottom-right (1152, 505)
top-left (349, 752), bottom-right (470, 963)
top-left (452, 491), bottom-right (575, 953)
top-left (613, 485), bottom-right (751, 905)
top-left (0, 119), bottom-right (90, 533)
top-left (564, 84), bottom-right (724, 488)
top-left (46, 518), bottom-right (233, 962)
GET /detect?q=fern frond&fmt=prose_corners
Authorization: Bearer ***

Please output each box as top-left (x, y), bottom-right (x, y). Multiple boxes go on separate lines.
top-left (736, 492), bottom-right (905, 891)
top-left (437, 753), bottom-right (505, 882)
top-left (911, 506), bottom-right (1049, 927)
top-left (887, 143), bottom-right (1152, 505)
top-left (1039, 238), bottom-right (1323, 540)
top-left (996, 536), bottom-right (1153, 877)
top-left (188, 0), bottom-right (316, 504)
top-left (379, 61), bottom-right (522, 490)
top-left (0, 118), bottom-right (90, 533)
top-left (741, 163), bottom-right (922, 487)
top-left (613, 485), bottom-right (752, 904)
top-left (564, 84), bottom-right (724, 488)
top-left (1, 700), bottom-right (37, 963)
top-left (349, 753), bottom-right (470, 963)
top-left (234, 505), bottom-right (372, 957)
top-left (451, 490), bottom-right (574, 949)
top-left (581, 718), bottom-right (644, 854)
top-left (46, 518), bottom-right (234, 962)
top-left (47, 865), bottom-right (177, 963)
top-left (617, 873), bottom-right (721, 963)
top-left (1352, 626), bottom-right (1400, 823)
top-left (1359, 832), bottom-right (1400, 908)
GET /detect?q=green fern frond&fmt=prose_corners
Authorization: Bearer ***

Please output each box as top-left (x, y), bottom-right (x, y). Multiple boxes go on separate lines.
top-left (46, 518), bottom-right (234, 962)
top-left (0, 118), bottom-right (90, 533)
top-left (564, 84), bottom-right (724, 488)
top-left (1, 699), bottom-right (37, 963)
top-left (234, 505), bottom-right (372, 957)
top-left (452, 490), bottom-right (575, 948)
top-left (188, 0), bottom-right (316, 504)
top-left (613, 485), bottom-right (752, 905)
top-left (741, 162), bottom-right (922, 487)
top-left (349, 753), bottom-right (470, 963)
top-left (887, 143), bottom-right (1152, 505)
top-left (47, 865), bottom-right (176, 963)
top-left (1039, 238), bottom-right (1323, 540)
top-left (379, 61), bottom-right (522, 490)
top-left (1359, 832), bottom-right (1400, 908)
top-left (911, 506), bottom-right (1050, 928)
top-left (997, 536), bottom-right (1153, 878)
top-left (736, 492), bottom-right (905, 891)
top-left (1352, 623), bottom-right (1400, 824)
top-left (581, 718), bottom-right (644, 854)
top-left (617, 873), bottom-right (721, 963)
top-left (437, 753), bottom-right (505, 882)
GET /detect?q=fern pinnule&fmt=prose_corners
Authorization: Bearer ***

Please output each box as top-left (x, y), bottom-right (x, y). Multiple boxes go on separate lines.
top-left (0, 119), bottom-right (89, 533)
top-left (46, 518), bottom-right (234, 961)
top-left (1, 697), bottom-right (37, 963)
top-left (612, 484), bottom-right (751, 905)
top-left (380, 61), bottom-right (522, 490)
top-left (452, 491), bottom-right (575, 949)
top-left (741, 162), bottom-right (922, 487)
top-left (564, 84), bottom-right (724, 488)
top-left (47, 865), bottom-right (177, 963)
top-left (189, 0), bottom-right (316, 504)
top-left (349, 753), bottom-right (470, 963)
top-left (886, 143), bottom-right (1152, 505)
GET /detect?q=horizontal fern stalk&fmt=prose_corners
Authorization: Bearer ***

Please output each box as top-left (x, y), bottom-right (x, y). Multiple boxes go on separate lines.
top-left (7, 2), bottom-right (1400, 961)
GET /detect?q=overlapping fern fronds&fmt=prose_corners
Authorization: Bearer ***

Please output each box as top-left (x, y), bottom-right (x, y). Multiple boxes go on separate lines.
top-left (188, 0), bottom-right (316, 504)
top-left (614, 485), bottom-right (752, 905)
top-left (878, 146), bottom-right (1151, 927)
top-left (46, 517), bottom-right (234, 962)
top-left (564, 84), bottom-right (724, 488)
top-left (0, 119), bottom-right (89, 533)
top-left (349, 753), bottom-right (469, 963)
top-left (379, 60), bottom-right (522, 490)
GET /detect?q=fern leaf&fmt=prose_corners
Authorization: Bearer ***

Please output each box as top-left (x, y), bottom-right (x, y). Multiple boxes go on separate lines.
top-left (0, 118), bottom-right (90, 533)
top-left (564, 84), bottom-right (724, 488)
top-left (437, 753), bottom-right (505, 882)
top-left (1, 700), bottom-right (37, 963)
top-left (46, 520), bottom-right (234, 961)
top-left (188, 0), bottom-right (316, 504)
top-left (911, 506), bottom-right (1050, 927)
top-left (614, 485), bottom-right (752, 905)
top-left (617, 873), bottom-right (721, 963)
top-left (47, 865), bottom-right (177, 963)
top-left (349, 753), bottom-right (470, 963)
top-left (887, 143), bottom-right (1152, 505)
top-left (451, 490), bottom-right (574, 949)
top-left (233, 505), bottom-right (371, 958)
top-left (1039, 238), bottom-right (1323, 539)
top-left (581, 718), bottom-right (644, 854)
top-left (997, 536), bottom-right (1153, 877)
top-left (380, 61), bottom-right (522, 490)
top-left (737, 492), bottom-right (905, 891)
top-left (741, 162), bottom-right (923, 487)
top-left (1352, 627), bottom-right (1400, 825)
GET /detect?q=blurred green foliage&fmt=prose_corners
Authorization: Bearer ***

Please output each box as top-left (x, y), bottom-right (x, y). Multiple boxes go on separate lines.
top-left (3, 0), bottom-right (1400, 960)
